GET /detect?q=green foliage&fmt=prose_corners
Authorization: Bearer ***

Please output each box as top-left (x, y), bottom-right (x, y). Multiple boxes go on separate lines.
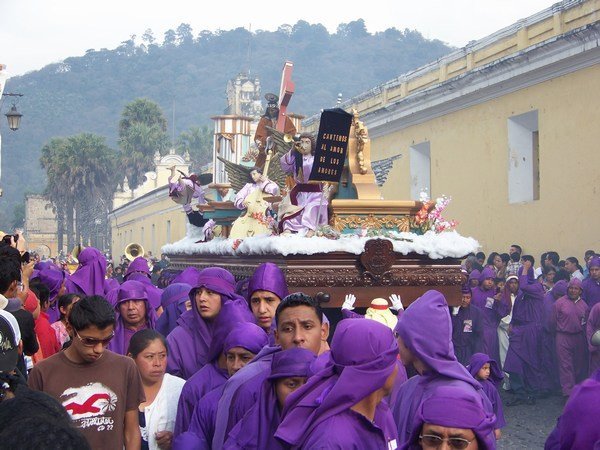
top-left (11, 203), bottom-right (25, 230)
top-left (177, 125), bottom-right (213, 171)
top-left (0, 20), bottom-right (452, 230)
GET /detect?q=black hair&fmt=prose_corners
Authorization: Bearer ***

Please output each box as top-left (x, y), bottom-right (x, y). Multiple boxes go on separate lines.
top-left (500, 253), bottom-right (510, 264)
top-left (29, 280), bottom-right (50, 308)
top-left (57, 294), bottom-right (80, 320)
top-left (585, 250), bottom-right (596, 260)
top-left (510, 252), bottom-right (521, 263)
top-left (510, 244), bottom-right (523, 254)
top-left (546, 251), bottom-right (560, 266)
top-left (475, 252), bottom-right (486, 261)
top-left (540, 253), bottom-right (548, 266)
top-left (554, 269), bottom-right (571, 283)
top-left (566, 257), bottom-right (584, 273)
top-left (0, 258), bottom-right (21, 294)
top-left (250, 166), bottom-right (263, 175)
top-left (127, 329), bottom-right (168, 358)
top-left (558, 260), bottom-right (566, 268)
top-left (543, 266), bottom-right (557, 275)
top-left (68, 296), bottom-right (115, 332)
top-left (0, 245), bottom-right (21, 269)
top-left (275, 292), bottom-right (324, 325)
top-left (0, 417), bottom-right (90, 450)
top-left (521, 255), bottom-right (535, 265)
top-left (486, 252), bottom-right (499, 266)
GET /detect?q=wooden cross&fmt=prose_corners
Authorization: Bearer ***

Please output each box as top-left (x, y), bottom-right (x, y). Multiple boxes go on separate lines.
top-left (277, 61), bottom-right (295, 132)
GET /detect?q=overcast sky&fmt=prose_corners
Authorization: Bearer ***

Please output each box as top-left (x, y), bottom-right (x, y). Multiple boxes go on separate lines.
top-left (1, 0), bottom-right (558, 76)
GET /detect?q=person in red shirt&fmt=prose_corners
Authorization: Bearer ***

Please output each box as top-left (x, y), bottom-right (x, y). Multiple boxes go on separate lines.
top-left (30, 280), bottom-right (60, 359)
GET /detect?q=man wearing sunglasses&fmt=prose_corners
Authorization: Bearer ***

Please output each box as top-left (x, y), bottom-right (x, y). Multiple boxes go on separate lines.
top-left (28, 296), bottom-right (145, 450)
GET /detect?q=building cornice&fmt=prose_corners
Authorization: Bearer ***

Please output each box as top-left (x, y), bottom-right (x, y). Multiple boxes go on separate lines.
top-left (110, 185), bottom-right (183, 227)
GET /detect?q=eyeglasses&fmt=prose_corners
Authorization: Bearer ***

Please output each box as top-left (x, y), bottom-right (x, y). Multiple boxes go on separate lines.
top-left (419, 434), bottom-right (474, 449)
top-left (75, 330), bottom-right (115, 347)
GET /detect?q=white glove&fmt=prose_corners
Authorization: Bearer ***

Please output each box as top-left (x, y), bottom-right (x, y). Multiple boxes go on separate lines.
top-left (389, 294), bottom-right (404, 312)
top-left (342, 294), bottom-right (356, 311)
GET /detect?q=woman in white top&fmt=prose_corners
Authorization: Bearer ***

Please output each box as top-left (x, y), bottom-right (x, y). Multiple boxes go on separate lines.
top-left (128, 329), bottom-right (185, 450)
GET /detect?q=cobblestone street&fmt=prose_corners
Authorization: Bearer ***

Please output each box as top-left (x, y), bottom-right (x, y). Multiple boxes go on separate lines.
top-left (498, 391), bottom-right (564, 449)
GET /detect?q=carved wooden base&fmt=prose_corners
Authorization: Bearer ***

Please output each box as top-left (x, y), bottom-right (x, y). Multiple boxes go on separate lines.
top-left (165, 239), bottom-right (463, 307)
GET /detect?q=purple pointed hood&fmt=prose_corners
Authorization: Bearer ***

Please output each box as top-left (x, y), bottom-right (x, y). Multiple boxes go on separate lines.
top-left (267, 347), bottom-right (315, 380)
top-left (589, 256), bottom-right (600, 269)
top-left (479, 267), bottom-right (495, 284)
top-left (207, 313), bottom-right (266, 362)
top-left (247, 263), bottom-right (289, 303)
top-left (124, 257), bottom-right (150, 280)
top-left (155, 283), bottom-right (192, 336)
top-left (467, 353), bottom-right (504, 386)
top-left (469, 269), bottom-right (481, 282)
top-left (395, 290), bottom-right (481, 388)
top-left (161, 283), bottom-right (191, 309)
top-left (172, 267), bottom-right (200, 286)
top-left (275, 319), bottom-right (398, 447)
top-left (66, 247), bottom-right (107, 296)
top-left (108, 280), bottom-right (157, 355)
top-left (413, 385), bottom-right (497, 450)
top-left (223, 322), bottom-right (269, 355)
top-left (551, 280), bottom-right (568, 300)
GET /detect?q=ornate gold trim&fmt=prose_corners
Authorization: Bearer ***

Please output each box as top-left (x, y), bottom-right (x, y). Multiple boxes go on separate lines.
top-left (332, 214), bottom-right (410, 232)
top-left (353, 109), bottom-right (369, 175)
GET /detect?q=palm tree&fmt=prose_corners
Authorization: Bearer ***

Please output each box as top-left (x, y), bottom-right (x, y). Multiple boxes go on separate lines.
top-left (177, 125), bottom-right (213, 170)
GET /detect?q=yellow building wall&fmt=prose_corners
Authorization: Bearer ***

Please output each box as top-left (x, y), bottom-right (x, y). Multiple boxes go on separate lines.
top-left (375, 64), bottom-right (600, 259)
top-left (110, 194), bottom-right (188, 261)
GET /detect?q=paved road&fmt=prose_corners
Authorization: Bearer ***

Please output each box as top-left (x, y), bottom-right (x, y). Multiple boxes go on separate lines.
top-left (497, 391), bottom-right (564, 449)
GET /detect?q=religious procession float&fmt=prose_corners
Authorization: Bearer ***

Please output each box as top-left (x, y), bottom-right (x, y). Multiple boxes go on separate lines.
top-left (163, 62), bottom-right (478, 308)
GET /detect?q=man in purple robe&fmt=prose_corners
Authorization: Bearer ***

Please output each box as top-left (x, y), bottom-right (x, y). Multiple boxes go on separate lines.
top-left (471, 267), bottom-right (510, 365)
top-left (107, 280), bottom-right (157, 355)
top-left (65, 247), bottom-right (109, 297)
top-left (545, 376), bottom-right (600, 449)
top-left (123, 258), bottom-right (162, 311)
top-left (540, 280), bottom-right (567, 393)
top-left (223, 348), bottom-right (315, 449)
top-left (451, 285), bottom-right (484, 365)
top-left (155, 283), bottom-right (192, 337)
top-left (586, 301), bottom-right (600, 374)
top-left (166, 267), bottom-right (253, 379)
top-left (390, 290), bottom-right (494, 447)
top-left (211, 292), bottom-right (329, 449)
top-left (246, 262), bottom-right (288, 345)
top-left (551, 278), bottom-right (589, 397)
top-left (582, 256), bottom-right (600, 308)
top-left (405, 385), bottom-right (496, 450)
top-left (504, 258), bottom-right (546, 405)
top-left (275, 319), bottom-right (399, 449)
top-left (174, 321), bottom-right (267, 436)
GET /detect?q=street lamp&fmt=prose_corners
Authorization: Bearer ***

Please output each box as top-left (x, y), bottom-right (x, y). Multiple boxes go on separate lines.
top-left (1, 93), bottom-right (23, 131)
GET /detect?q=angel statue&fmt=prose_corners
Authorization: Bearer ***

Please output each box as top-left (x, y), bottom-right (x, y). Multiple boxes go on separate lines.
top-left (278, 133), bottom-right (330, 237)
top-left (167, 167), bottom-right (210, 228)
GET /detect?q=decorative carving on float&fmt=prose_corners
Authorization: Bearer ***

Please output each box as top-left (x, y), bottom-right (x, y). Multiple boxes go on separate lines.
top-left (332, 214), bottom-right (411, 232)
top-left (353, 110), bottom-right (369, 175)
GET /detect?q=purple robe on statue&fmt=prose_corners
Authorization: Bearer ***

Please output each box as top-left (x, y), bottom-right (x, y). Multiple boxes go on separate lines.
top-left (587, 302), bottom-right (600, 374)
top-left (467, 353), bottom-right (506, 429)
top-left (107, 280), bottom-right (157, 355)
top-left (224, 348), bottom-right (316, 449)
top-left (279, 149), bottom-right (327, 233)
top-left (545, 376), bottom-right (600, 449)
top-left (451, 304), bottom-right (484, 365)
top-left (471, 267), bottom-right (510, 365)
top-left (403, 385), bottom-right (497, 450)
top-left (275, 320), bottom-right (399, 450)
top-left (166, 267), bottom-right (253, 379)
top-left (233, 180), bottom-right (279, 210)
top-left (155, 283), bottom-right (192, 337)
top-left (175, 322), bottom-right (268, 436)
top-left (65, 247), bottom-right (108, 296)
top-left (36, 268), bottom-right (67, 323)
top-left (390, 290), bottom-right (494, 448)
top-left (503, 267), bottom-right (546, 391)
top-left (582, 256), bottom-right (600, 308)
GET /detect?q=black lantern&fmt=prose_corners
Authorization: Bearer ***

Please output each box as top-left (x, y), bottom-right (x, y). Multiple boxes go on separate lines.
top-left (5, 103), bottom-right (22, 131)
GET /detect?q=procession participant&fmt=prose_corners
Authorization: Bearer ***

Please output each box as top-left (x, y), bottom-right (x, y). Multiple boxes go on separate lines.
top-left (551, 278), bottom-right (589, 397)
top-left (50, 293), bottom-right (81, 348)
top-left (254, 93), bottom-right (296, 168)
top-left (275, 319), bottom-right (399, 449)
top-left (166, 267), bottom-right (253, 379)
top-left (391, 290), bottom-right (494, 447)
top-left (35, 266), bottom-right (67, 323)
top-left (498, 276), bottom-right (517, 376)
top-left (224, 348), bottom-right (316, 449)
top-left (180, 324), bottom-right (270, 448)
top-left (582, 255), bottom-right (600, 308)
top-left (247, 262), bottom-right (288, 344)
top-left (540, 280), bottom-right (567, 393)
top-left (451, 286), bottom-right (484, 365)
top-left (108, 280), bottom-right (158, 355)
top-left (174, 319), bottom-right (267, 435)
top-left (504, 258), bottom-right (546, 406)
top-left (171, 266), bottom-right (200, 286)
top-left (587, 301), bottom-right (600, 374)
top-left (124, 259), bottom-right (163, 312)
top-left (468, 269), bottom-right (480, 288)
top-left (211, 293), bottom-right (329, 449)
top-left (64, 247), bottom-right (111, 296)
top-left (124, 256), bottom-right (152, 282)
top-left (405, 385), bottom-right (496, 450)
top-left (341, 293), bottom-right (403, 330)
top-left (28, 296), bottom-right (145, 450)
top-left (128, 329), bottom-right (185, 450)
top-left (468, 353), bottom-right (506, 440)
top-left (155, 283), bottom-right (192, 337)
top-left (471, 267), bottom-right (511, 366)
top-left (544, 376), bottom-right (600, 450)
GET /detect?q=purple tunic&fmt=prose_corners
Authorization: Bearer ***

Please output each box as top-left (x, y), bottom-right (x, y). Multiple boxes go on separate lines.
top-left (391, 290), bottom-right (493, 447)
top-left (471, 267), bottom-right (510, 364)
top-left (275, 320), bottom-right (399, 449)
top-left (185, 385), bottom-right (224, 450)
top-left (540, 281), bottom-right (567, 391)
top-left (503, 268), bottom-right (546, 391)
top-left (65, 247), bottom-right (107, 296)
top-left (155, 283), bottom-right (192, 337)
top-left (467, 353), bottom-right (506, 429)
top-left (582, 277), bottom-right (600, 309)
top-left (450, 305), bottom-right (484, 365)
top-left (587, 302), bottom-right (600, 374)
top-left (107, 280), bottom-right (157, 355)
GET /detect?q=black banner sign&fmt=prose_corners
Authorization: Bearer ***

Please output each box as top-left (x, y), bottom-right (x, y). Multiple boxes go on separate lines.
top-left (308, 108), bottom-right (353, 184)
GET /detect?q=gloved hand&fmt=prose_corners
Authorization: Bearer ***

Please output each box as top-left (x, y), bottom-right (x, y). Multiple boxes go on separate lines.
top-left (389, 294), bottom-right (404, 312)
top-left (342, 293), bottom-right (356, 311)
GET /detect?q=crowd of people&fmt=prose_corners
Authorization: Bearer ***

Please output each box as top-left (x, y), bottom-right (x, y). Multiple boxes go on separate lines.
top-left (0, 236), bottom-right (599, 449)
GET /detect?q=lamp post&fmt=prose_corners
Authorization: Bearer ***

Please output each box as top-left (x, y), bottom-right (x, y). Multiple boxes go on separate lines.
top-left (1, 93), bottom-right (23, 131)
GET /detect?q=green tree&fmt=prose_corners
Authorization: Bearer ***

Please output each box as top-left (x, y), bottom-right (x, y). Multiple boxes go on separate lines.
top-left (11, 203), bottom-right (25, 230)
top-left (177, 125), bottom-right (213, 170)
top-left (118, 99), bottom-right (169, 189)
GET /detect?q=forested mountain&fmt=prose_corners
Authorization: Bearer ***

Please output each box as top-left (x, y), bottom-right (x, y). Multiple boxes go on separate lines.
top-left (0, 20), bottom-right (452, 229)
